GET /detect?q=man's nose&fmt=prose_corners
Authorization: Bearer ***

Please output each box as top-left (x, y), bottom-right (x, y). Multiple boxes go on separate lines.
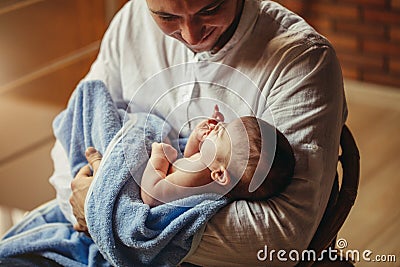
top-left (180, 18), bottom-right (204, 45)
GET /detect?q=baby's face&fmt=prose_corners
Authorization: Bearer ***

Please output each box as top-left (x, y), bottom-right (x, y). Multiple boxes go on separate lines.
top-left (200, 118), bottom-right (248, 169)
top-left (184, 119), bottom-right (219, 157)
top-left (200, 121), bottom-right (230, 167)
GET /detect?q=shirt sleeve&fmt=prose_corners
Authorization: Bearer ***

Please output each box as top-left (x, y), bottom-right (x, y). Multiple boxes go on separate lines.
top-left (48, 140), bottom-right (76, 224)
top-left (185, 44), bottom-right (346, 266)
top-left (82, 2), bottom-right (133, 109)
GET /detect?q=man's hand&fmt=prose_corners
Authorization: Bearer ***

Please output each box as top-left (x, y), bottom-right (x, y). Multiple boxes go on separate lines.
top-left (70, 147), bottom-right (102, 234)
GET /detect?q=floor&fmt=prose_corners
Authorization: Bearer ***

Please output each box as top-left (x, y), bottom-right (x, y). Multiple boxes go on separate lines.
top-left (0, 79), bottom-right (399, 266)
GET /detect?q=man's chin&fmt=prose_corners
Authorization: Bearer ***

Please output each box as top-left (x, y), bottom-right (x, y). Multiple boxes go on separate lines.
top-left (188, 44), bottom-right (214, 53)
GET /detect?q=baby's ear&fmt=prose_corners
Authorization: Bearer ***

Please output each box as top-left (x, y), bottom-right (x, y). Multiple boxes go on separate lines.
top-left (211, 166), bottom-right (230, 186)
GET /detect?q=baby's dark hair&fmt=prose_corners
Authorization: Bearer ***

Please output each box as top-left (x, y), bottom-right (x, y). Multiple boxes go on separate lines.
top-left (227, 116), bottom-right (295, 201)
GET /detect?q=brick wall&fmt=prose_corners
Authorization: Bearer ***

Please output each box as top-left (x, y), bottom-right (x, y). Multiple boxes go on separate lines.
top-left (274, 0), bottom-right (400, 88)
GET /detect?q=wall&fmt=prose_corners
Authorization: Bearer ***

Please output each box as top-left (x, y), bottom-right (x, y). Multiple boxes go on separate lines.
top-left (274, 0), bottom-right (400, 88)
top-left (0, 0), bottom-right (127, 210)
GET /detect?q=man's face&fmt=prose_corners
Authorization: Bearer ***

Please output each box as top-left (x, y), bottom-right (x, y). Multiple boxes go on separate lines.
top-left (146, 0), bottom-right (241, 53)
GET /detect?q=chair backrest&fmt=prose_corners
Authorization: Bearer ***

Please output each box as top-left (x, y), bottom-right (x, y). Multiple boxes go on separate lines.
top-left (296, 125), bottom-right (360, 266)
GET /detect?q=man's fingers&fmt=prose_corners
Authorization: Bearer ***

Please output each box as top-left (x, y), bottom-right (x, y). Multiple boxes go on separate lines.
top-left (73, 223), bottom-right (90, 237)
top-left (73, 222), bottom-right (87, 232)
top-left (76, 164), bottom-right (92, 177)
top-left (85, 147), bottom-right (102, 176)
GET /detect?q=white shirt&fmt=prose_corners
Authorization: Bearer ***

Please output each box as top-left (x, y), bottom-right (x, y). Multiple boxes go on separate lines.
top-left (49, 0), bottom-right (347, 266)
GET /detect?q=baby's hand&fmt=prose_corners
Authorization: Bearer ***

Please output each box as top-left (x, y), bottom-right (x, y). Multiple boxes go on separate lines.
top-left (212, 104), bottom-right (224, 122)
top-left (192, 119), bottom-right (218, 143)
top-left (151, 142), bottom-right (178, 163)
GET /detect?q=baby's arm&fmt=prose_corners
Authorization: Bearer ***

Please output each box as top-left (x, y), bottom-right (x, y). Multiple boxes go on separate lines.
top-left (141, 142), bottom-right (177, 206)
top-left (141, 143), bottom-right (210, 207)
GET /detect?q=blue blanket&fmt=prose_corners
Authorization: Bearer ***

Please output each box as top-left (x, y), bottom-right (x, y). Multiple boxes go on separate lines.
top-left (0, 80), bottom-right (227, 266)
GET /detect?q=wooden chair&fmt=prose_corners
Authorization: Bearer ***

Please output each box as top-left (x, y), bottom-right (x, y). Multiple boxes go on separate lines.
top-left (296, 125), bottom-right (360, 267)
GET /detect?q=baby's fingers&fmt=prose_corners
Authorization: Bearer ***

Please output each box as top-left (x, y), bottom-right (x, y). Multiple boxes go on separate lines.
top-left (212, 104), bottom-right (224, 122)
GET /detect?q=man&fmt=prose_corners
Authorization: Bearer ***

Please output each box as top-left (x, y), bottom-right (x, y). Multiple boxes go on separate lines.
top-left (3, 0), bottom-right (346, 266)
top-left (69, 0), bottom-right (346, 265)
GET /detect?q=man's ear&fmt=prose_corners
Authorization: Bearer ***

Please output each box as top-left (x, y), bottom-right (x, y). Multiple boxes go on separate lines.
top-left (211, 166), bottom-right (230, 186)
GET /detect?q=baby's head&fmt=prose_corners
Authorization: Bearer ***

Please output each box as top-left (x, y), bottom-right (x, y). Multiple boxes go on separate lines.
top-left (200, 116), bottom-right (295, 201)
